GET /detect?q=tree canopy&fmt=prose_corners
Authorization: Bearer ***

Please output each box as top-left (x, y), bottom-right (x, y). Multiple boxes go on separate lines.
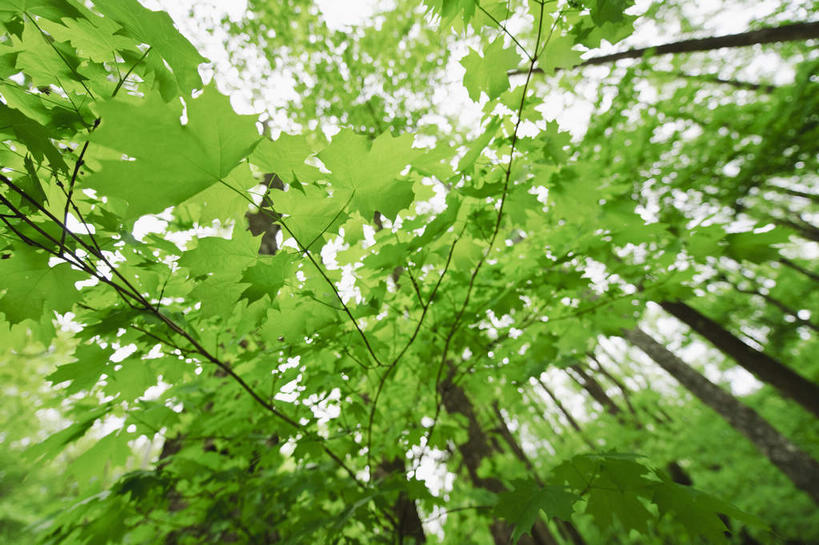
top-left (0, 1), bottom-right (818, 544)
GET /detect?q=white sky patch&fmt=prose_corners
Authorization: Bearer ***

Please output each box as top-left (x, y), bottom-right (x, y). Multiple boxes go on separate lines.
top-left (315, 0), bottom-right (380, 30)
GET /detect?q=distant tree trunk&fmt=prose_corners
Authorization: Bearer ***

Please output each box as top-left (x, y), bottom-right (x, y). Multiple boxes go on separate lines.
top-left (666, 461), bottom-right (764, 545)
top-left (587, 353), bottom-right (640, 419)
top-left (440, 373), bottom-right (560, 545)
top-left (567, 364), bottom-right (624, 418)
top-left (766, 214), bottom-right (819, 243)
top-left (522, 389), bottom-right (570, 447)
top-left (491, 402), bottom-right (589, 545)
top-left (764, 184), bottom-right (819, 204)
top-left (247, 173), bottom-right (283, 256)
top-left (534, 376), bottom-right (596, 449)
top-left (595, 345), bottom-right (675, 425)
top-left (624, 327), bottom-right (819, 505)
top-left (375, 458), bottom-right (426, 544)
top-left (659, 300), bottom-right (819, 418)
top-left (779, 257), bottom-right (819, 283)
top-left (514, 21), bottom-right (819, 75)
top-left (726, 279), bottom-right (819, 333)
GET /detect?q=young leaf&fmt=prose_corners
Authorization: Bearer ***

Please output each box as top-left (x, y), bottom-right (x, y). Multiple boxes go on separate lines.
top-left (460, 37), bottom-right (521, 102)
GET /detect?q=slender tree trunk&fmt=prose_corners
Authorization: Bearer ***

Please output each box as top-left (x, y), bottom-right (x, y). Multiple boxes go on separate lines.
top-left (535, 376), bottom-right (596, 449)
top-left (767, 215), bottom-right (819, 243)
top-left (595, 347), bottom-right (674, 425)
top-left (491, 403), bottom-right (589, 545)
top-left (587, 353), bottom-right (640, 419)
top-left (675, 72), bottom-right (776, 93)
top-left (765, 184), bottom-right (819, 204)
top-left (513, 21), bottom-right (819, 75)
top-left (659, 300), bottom-right (819, 418)
top-left (727, 281), bottom-right (819, 333)
top-left (624, 327), bottom-right (819, 504)
top-left (779, 257), bottom-right (819, 283)
top-left (522, 388), bottom-right (571, 447)
top-left (567, 365), bottom-right (623, 417)
top-left (375, 458), bottom-right (426, 544)
top-left (440, 373), bottom-right (560, 545)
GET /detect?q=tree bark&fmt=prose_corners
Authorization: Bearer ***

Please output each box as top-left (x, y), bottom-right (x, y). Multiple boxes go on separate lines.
top-left (440, 374), bottom-right (559, 545)
top-left (587, 353), bottom-right (640, 419)
top-left (534, 376), bottom-right (596, 449)
top-left (779, 257), bottom-right (819, 283)
top-left (624, 327), bottom-right (819, 504)
top-left (765, 184), bottom-right (819, 204)
top-left (491, 403), bottom-right (589, 545)
top-left (511, 21), bottom-right (819, 75)
top-left (567, 364), bottom-right (623, 417)
top-left (659, 300), bottom-right (819, 418)
top-left (727, 281), bottom-right (819, 333)
top-left (674, 72), bottom-right (776, 93)
top-left (375, 458), bottom-right (426, 544)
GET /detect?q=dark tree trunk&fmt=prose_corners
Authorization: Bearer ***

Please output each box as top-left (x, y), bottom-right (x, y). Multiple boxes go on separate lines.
top-left (440, 374), bottom-right (559, 545)
top-left (765, 184), bottom-right (819, 204)
top-left (779, 257), bottom-right (819, 283)
top-left (727, 281), bottom-right (819, 333)
top-left (675, 72), bottom-right (776, 93)
top-left (492, 403), bottom-right (589, 545)
top-left (660, 300), bottom-right (819, 418)
top-left (587, 353), bottom-right (640, 419)
top-left (624, 327), bottom-right (819, 504)
top-left (375, 458), bottom-right (426, 544)
top-left (567, 365), bottom-right (623, 417)
top-left (246, 173), bottom-right (284, 256)
top-left (767, 214), bottom-right (819, 243)
top-left (534, 376), bottom-right (596, 448)
top-left (514, 21), bottom-right (819, 75)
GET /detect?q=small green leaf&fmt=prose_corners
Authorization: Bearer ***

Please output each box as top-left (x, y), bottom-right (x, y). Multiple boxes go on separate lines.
top-left (496, 480), bottom-right (580, 542)
top-left (460, 37), bottom-right (521, 102)
top-left (0, 245), bottom-right (83, 323)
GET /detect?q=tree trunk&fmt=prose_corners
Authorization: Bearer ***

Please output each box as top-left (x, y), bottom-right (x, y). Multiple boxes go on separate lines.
top-left (764, 184), bottom-right (819, 204)
top-left (534, 376), bottom-right (596, 449)
top-left (587, 353), bottom-right (640, 419)
top-left (624, 327), bottom-right (819, 504)
top-left (375, 458), bottom-right (426, 544)
top-left (492, 403), bottom-right (589, 545)
top-left (779, 257), bottom-right (819, 283)
top-left (513, 21), bottom-right (819, 75)
top-left (659, 300), bottom-right (819, 418)
top-left (727, 281), bottom-right (819, 333)
top-left (567, 365), bottom-right (623, 417)
top-left (440, 373), bottom-right (559, 545)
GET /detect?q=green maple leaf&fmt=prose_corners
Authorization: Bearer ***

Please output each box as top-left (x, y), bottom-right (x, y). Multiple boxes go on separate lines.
top-left (273, 184), bottom-right (349, 251)
top-left (241, 253), bottom-right (294, 304)
top-left (69, 431), bottom-right (131, 484)
top-left (496, 480), bottom-right (580, 542)
top-left (318, 129), bottom-right (420, 220)
top-left (725, 227), bottom-right (790, 264)
top-left (0, 0), bottom-right (83, 21)
top-left (88, 86), bottom-right (261, 220)
top-left (92, 0), bottom-right (206, 92)
top-left (588, 0), bottom-right (635, 26)
top-left (10, 21), bottom-right (84, 92)
top-left (0, 103), bottom-right (68, 172)
top-left (461, 37), bottom-right (521, 102)
top-left (47, 343), bottom-right (112, 394)
top-left (458, 117), bottom-right (501, 172)
top-left (41, 15), bottom-right (137, 64)
top-left (0, 245), bottom-right (84, 323)
top-left (538, 35), bottom-right (582, 75)
top-left (179, 229), bottom-right (261, 282)
top-left (251, 133), bottom-right (320, 184)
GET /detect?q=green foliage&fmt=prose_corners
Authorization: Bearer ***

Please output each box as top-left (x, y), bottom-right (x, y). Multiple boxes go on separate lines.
top-left (0, 0), bottom-right (817, 544)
